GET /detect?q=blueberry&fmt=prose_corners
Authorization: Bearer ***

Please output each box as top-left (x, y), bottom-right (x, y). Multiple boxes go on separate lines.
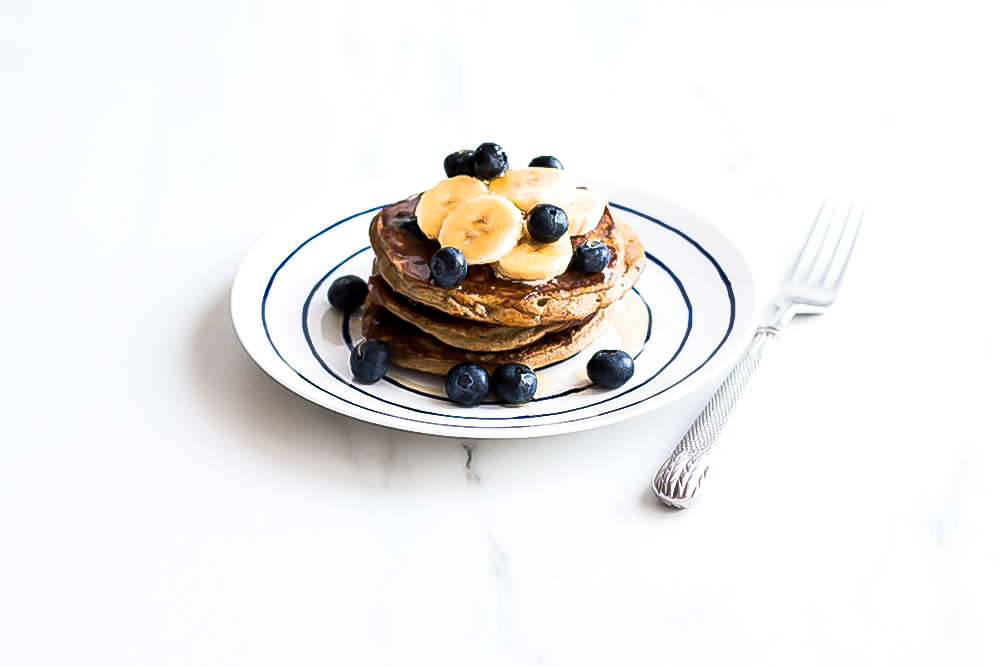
top-left (445, 363), bottom-right (491, 407)
top-left (472, 142), bottom-right (509, 180)
top-left (587, 350), bottom-right (635, 389)
top-left (574, 240), bottom-right (610, 273)
top-left (430, 246), bottom-right (468, 287)
top-left (526, 204), bottom-right (569, 243)
top-left (528, 155), bottom-right (563, 169)
top-left (444, 150), bottom-right (476, 178)
top-left (350, 339), bottom-right (392, 384)
top-left (328, 275), bottom-right (368, 312)
top-left (491, 363), bottom-right (537, 404)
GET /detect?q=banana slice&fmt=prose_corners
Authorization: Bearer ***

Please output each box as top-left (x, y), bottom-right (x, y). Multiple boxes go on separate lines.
top-left (415, 176), bottom-right (488, 239)
top-left (495, 232), bottom-right (572, 283)
top-left (488, 167), bottom-right (576, 212)
top-left (438, 194), bottom-right (524, 265)
top-left (566, 188), bottom-right (607, 236)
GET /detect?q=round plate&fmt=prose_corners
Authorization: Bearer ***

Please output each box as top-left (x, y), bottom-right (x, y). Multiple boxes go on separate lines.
top-left (231, 177), bottom-right (755, 439)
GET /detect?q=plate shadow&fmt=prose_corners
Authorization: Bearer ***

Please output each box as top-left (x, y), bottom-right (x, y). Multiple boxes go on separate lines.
top-left (187, 289), bottom-right (468, 488)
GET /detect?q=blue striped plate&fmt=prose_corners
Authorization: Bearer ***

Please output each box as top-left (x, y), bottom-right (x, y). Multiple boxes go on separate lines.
top-left (231, 177), bottom-right (755, 439)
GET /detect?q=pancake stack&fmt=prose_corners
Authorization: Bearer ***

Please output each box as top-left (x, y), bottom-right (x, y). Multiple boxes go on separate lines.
top-left (362, 185), bottom-right (646, 376)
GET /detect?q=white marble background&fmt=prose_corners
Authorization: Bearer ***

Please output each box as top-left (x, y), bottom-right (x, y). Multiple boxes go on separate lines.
top-left (2, 1), bottom-right (998, 665)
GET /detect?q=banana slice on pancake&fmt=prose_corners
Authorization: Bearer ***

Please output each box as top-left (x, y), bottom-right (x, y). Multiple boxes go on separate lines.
top-left (438, 194), bottom-right (524, 264)
top-left (488, 167), bottom-right (576, 212)
top-left (415, 175), bottom-right (488, 238)
top-left (494, 232), bottom-right (572, 283)
top-left (565, 188), bottom-right (607, 236)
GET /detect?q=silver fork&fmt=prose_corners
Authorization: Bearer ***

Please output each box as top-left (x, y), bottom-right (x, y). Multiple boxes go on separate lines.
top-left (651, 201), bottom-right (865, 509)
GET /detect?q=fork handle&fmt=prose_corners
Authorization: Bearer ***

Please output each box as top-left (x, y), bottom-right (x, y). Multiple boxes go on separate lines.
top-left (652, 326), bottom-right (784, 509)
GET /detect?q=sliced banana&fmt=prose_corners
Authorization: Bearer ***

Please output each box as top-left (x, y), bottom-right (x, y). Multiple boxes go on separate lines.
top-left (415, 176), bottom-right (488, 239)
top-left (566, 188), bottom-right (607, 236)
top-left (495, 232), bottom-right (572, 283)
top-left (488, 167), bottom-right (576, 212)
top-left (438, 194), bottom-right (524, 265)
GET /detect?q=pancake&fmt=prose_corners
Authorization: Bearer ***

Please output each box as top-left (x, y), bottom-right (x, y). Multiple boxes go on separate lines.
top-left (367, 272), bottom-right (579, 352)
top-left (370, 191), bottom-right (645, 327)
top-left (360, 301), bottom-right (611, 376)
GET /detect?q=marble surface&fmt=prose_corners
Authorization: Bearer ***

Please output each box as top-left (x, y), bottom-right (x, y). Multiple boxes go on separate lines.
top-left (1, 1), bottom-right (998, 665)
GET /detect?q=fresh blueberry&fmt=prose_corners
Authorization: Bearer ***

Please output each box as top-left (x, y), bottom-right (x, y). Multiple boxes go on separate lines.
top-left (328, 275), bottom-right (368, 312)
top-left (472, 142), bottom-right (509, 180)
top-left (574, 240), bottom-right (610, 273)
top-left (430, 246), bottom-right (468, 287)
top-left (444, 150), bottom-right (476, 178)
top-left (445, 363), bottom-right (491, 407)
top-left (528, 155), bottom-right (563, 169)
top-left (491, 363), bottom-right (537, 404)
top-left (587, 350), bottom-right (635, 389)
top-left (350, 339), bottom-right (392, 384)
top-left (526, 204), bottom-right (569, 243)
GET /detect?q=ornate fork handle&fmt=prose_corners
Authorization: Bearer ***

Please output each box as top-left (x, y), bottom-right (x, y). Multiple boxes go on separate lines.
top-left (652, 326), bottom-right (784, 508)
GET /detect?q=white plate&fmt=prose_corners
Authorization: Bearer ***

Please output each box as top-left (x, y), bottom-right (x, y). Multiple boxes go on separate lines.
top-left (231, 177), bottom-right (755, 439)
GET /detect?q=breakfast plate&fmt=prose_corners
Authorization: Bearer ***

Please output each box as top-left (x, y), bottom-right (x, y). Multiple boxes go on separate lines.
top-left (231, 176), bottom-right (755, 439)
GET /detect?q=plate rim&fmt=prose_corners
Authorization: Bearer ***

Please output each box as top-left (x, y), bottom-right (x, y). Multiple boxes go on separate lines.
top-left (230, 177), bottom-right (756, 439)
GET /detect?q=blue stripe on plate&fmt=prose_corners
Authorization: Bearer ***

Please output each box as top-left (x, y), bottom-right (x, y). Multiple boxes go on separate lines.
top-left (300, 249), bottom-right (687, 420)
top-left (318, 266), bottom-right (661, 405)
top-left (260, 202), bottom-right (734, 429)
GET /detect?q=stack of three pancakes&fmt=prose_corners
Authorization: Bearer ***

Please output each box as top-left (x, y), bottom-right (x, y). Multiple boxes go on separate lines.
top-left (362, 193), bottom-right (646, 375)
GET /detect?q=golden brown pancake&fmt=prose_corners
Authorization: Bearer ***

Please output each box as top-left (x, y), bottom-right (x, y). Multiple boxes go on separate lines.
top-left (360, 302), bottom-right (611, 376)
top-left (370, 192), bottom-right (645, 327)
top-left (366, 273), bottom-right (579, 352)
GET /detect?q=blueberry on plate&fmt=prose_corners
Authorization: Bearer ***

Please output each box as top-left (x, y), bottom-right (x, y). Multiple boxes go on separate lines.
top-left (587, 350), bottom-right (635, 389)
top-left (491, 363), bottom-right (537, 404)
top-left (430, 246), bottom-right (468, 287)
top-left (350, 339), bottom-right (392, 384)
top-left (526, 204), bottom-right (569, 243)
top-left (444, 150), bottom-right (476, 178)
top-left (472, 142), bottom-right (509, 180)
top-left (528, 155), bottom-right (563, 169)
top-left (574, 240), bottom-right (610, 273)
top-left (445, 363), bottom-right (491, 407)
top-left (328, 275), bottom-right (368, 312)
